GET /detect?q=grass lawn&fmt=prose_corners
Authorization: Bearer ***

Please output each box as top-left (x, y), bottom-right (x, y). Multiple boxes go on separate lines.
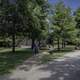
top-left (0, 45), bottom-right (75, 74)
top-left (40, 45), bottom-right (75, 63)
top-left (0, 48), bottom-right (32, 75)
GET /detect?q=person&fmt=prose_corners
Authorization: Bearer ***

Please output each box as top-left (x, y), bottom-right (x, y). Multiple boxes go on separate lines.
top-left (32, 40), bottom-right (39, 56)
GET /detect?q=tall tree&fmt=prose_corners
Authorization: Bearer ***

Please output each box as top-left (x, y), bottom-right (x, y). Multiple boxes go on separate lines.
top-left (52, 1), bottom-right (76, 50)
top-left (74, 8), bottom-right (80, 47)
top-left (0, 0), bottom-right (23, 52)
top-left (16, 0), bottom-right (49, 49)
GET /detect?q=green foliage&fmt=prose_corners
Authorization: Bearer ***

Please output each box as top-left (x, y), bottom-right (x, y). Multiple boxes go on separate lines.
top-left (52, 1), bottom-right (77, 46)
top-left (75, 8), bottom-right (80, 44)
top-left (16, 0), bottom-right (49, 40)
top-left (0, 0), bottom-right (50, 52)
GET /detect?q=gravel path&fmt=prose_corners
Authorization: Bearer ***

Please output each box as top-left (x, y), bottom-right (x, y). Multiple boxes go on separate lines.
top-left (1, 50), bottom-right (80, 80)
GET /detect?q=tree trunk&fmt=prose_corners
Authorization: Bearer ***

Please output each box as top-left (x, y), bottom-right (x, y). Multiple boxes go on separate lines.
top-left (12, 34), bottom-right (15, 53)
top-left (62, 38), bottom-right (66, 48)
top-left (53, 40), bottom-right (54, 48)
top-left (38, 40), bottom-right (41, 49)
top-left (57, 38), bottom-right (60, 51)
top-left (62, 39), bottom-right (64, 48)
top-left (63, 39), bottom-right (66, 48)
top-left (31, 38), bottom-right (35, 49)
top-left (12, 23), bottom-right (16, 53)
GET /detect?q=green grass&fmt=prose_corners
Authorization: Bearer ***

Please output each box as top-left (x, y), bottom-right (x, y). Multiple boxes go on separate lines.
top-left (0, 45), bottom-right (75, 74)
top-left (41, 45), bottom-right (75, 63)
top-left (41, 52), bottom-right (64, 64)
top-left (0, 48), bottom-right (32, 75)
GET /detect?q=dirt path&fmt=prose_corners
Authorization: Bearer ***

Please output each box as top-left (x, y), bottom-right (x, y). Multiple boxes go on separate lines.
top-left (1, 50), bottom-right (80, 80)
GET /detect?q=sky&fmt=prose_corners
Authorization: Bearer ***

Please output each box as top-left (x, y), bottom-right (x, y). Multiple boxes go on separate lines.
top-left (49, 0), bottom-right (80, 11)
top-left (10, 0), bottom-right (80, 11)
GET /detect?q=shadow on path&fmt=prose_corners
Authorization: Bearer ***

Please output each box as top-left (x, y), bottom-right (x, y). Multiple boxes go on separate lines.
top-left (1, 51), bottom-right (80, 80)
top-left (39, 57), bottom-right (80, 80)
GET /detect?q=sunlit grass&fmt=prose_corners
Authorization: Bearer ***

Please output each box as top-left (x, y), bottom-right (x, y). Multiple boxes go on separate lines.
top-left (0, 48), bottom-right (32, 75)
top-left (40, 45), bottom-right (75, 63)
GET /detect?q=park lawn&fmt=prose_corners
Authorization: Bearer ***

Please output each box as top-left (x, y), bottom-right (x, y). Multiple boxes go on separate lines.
top-left (0, 45), bottom-right (75, 74)
top-left (0, 48), bottom-right (32, 75)
top-left (41, 45), bottom-right (75, 63)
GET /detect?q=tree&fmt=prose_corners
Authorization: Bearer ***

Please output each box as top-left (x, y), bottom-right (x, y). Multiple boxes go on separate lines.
top-left (0, 0), bottom-right (23, 52)
top-left (16, 0), bottom-right (49, 49)
top-left (52, 1), bottom-right (76, 50)
top-left (74, 8), bottom-right (80, 48)
top-left (0, 0), bottom-right (49, 53)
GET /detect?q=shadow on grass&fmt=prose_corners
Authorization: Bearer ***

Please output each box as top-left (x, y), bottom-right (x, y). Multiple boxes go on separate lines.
top-left (41, 46), bottom-right (75, 64)
top-left (0, 48), bottom-right (32, 75)
top-left (50, 46), bottom-right (75, 54)
top-left (0, 48), bottom-right (6, 51)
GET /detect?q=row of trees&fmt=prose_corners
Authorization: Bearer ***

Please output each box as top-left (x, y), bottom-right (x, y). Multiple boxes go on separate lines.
top-left (51, 2), bottom-right (80, 50)
top-left (0, 1), bottom-right (80, 52)
top-left (0, 0), bottom-right (49, 52)
top-left (51, 2), bottom-right (77, 50)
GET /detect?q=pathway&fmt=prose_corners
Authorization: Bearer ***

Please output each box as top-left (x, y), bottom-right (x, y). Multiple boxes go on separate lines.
top-left (1, 50), bottom-right (80, 80)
